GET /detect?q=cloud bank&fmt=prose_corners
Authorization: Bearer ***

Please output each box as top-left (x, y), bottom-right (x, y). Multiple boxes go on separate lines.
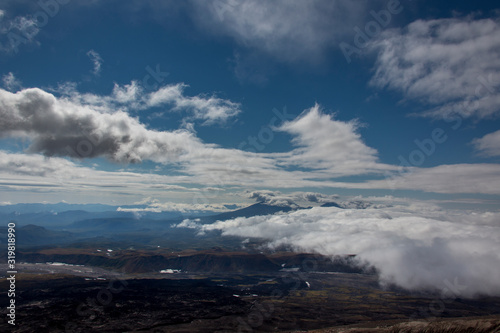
top-left (188, 205), bottom-right (500, 297)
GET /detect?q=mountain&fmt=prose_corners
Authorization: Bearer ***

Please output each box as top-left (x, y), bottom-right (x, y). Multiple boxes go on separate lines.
top-left (320, 202), bottom-right (342, 208)
top-left (202, 202), bottom-right (295, 223)
top-left (0, 202), bottom-right (114, 214)
top-left (11, 224), bottom-right (75, 246)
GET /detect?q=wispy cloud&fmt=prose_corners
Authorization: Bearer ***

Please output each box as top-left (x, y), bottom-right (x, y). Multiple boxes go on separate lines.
top-left (56, 81), bottom-right (241, 125)
top-left (472, 130), bottom-right (500, 157)
top-left (147, 84), bottom-right (241, 125)
top-left (0, 12), bottom-right (40, 53)
top-left (1, 72), bottom-right (22, 91)
top-left (369, 15), bottom-right (500, 119)
top-left (86, 49), bottom-right (103, 76)
top-left (187, 0), bottom-right (377, 64)
top-left (318, 164), bottom-right (500, 195)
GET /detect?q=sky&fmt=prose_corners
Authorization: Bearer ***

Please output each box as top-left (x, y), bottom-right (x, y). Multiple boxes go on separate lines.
top-left (1, 0), bottom-right (500, 212)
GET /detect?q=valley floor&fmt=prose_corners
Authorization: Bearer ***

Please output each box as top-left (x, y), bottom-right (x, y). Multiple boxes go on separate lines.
top-left (1, 263), bottom-right (500, 332)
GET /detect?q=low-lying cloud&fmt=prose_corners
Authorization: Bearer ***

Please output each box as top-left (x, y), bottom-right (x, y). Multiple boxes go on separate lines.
top-left (184, 205), bottom-right (500, 297)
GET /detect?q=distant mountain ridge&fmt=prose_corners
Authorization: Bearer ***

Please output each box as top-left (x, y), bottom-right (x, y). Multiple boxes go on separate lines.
top-left (2, 200), bottom-right (379, 248)
top-left (204, 202), bottom-right (295, 222)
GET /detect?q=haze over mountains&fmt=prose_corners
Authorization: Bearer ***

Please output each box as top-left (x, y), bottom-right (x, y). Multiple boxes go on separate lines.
top-left (2, 195), bottom-right (500, 298)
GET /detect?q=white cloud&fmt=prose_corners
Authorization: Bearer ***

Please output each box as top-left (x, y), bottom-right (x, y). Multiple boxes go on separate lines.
top-left (275, 104), bottom-right (395, 176)
top-left (57, 81), bottom-right (241, 125)
top-left (246, 190), bottom-right (344, 208)
top-left (369, 15), bottom-right (500, 119)
top-left (0, 149), bottom-right (256, 209)
top-left (2, 86), bottom-right (500, 196)
top-left (246, 190), bottom-right (301, 208)
top-left (86, 49), bottom-right (103, 76)
top-left (369, 164), bottom-right (500, 195)
top-left (472, 130), bottom-right (500, 157)
top-left (187, 205), bottom-right (500, 297)
top-left (118, 201), bottom-right (245, 214)
top-left (0, 150), bottom-right (203, 204)
top-left (147, 84), bottom-right (241, 125)
top-left (0, 13), bottom-right (40, 53)
top-left (0, 87), bottom-right (202, 163)
top-left (0, 86), bottom-right (296, 189)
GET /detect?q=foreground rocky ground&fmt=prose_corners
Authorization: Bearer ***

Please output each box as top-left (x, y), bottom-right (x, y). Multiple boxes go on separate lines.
top-left (307, 315), bottom-right (500, 332)
top-left (1, 270), bottom-right (500, 332)
top-left (1, 249), bottom-right (500, 332)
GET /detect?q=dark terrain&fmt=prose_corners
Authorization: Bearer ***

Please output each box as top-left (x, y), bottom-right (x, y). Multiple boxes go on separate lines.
top-left (1, 248), bottom-right (500, 332)
top-left (1, 203), bottom-right (500, 332)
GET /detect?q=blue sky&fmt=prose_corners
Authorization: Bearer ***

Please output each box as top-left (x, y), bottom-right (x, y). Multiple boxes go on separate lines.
top-left (1, 0), bottom-right (500, 211)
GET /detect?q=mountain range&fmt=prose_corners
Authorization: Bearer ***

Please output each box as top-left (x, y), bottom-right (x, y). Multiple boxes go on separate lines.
top-left (0, 200), bottom-right (356, 248)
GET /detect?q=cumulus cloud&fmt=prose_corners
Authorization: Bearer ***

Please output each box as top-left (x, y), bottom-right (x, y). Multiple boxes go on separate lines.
top-left (86, 49), bottom-right (103, 76)
top-left (472, 130), bottom-right (500, 157)
top-left (369, 15), bottom-right (500, 119)
top-left (185, 205), bottom-right (500, 297)
top-left (0, 87), bottom-right (201, 163)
